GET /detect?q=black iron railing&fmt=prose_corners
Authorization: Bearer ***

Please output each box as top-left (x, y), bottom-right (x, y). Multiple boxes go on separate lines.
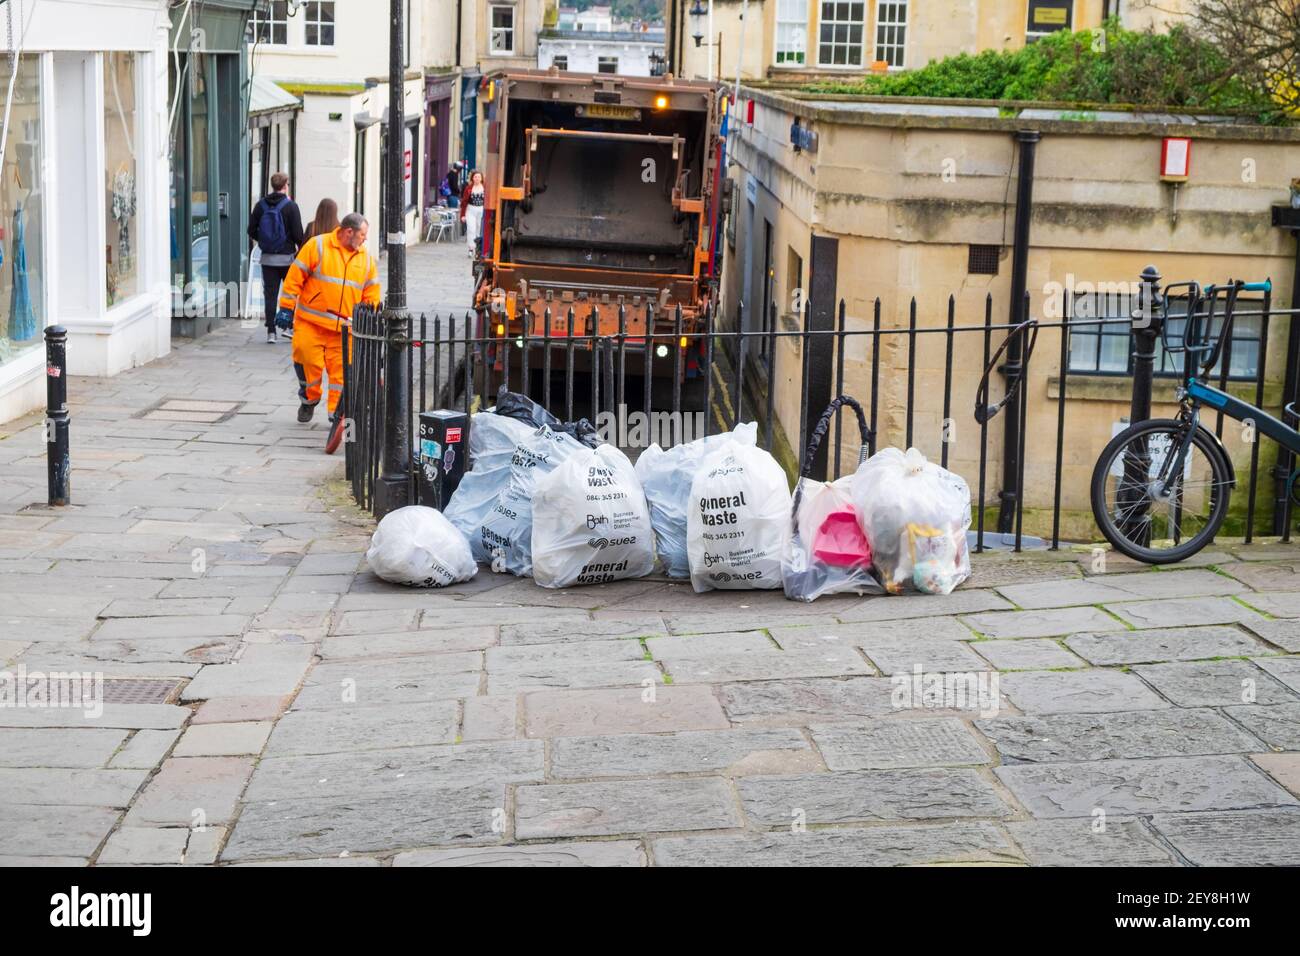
top-left (344, 281), bottom-right (1299, 551)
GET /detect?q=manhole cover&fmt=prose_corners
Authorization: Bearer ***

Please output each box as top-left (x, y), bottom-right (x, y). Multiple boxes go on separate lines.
top-left (137, 399), bottom-right (244, 424)
top-left (100, 680), bottom-right (184, 705)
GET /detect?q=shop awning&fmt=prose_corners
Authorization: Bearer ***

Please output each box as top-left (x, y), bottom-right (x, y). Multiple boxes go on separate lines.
top-left (249, 75), bottom-right (301, 122)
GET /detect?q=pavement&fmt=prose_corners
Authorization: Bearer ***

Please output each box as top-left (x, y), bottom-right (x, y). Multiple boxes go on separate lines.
top-left (1, 244), bottom-right (1299, 866)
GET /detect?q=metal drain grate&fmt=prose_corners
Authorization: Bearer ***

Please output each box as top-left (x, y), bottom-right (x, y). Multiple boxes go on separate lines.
top-left (100, 679), bottom-right (184, 705)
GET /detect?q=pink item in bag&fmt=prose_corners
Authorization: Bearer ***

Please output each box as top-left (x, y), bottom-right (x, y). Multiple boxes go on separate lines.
top-left (812, 506), bottom-right (872, 569)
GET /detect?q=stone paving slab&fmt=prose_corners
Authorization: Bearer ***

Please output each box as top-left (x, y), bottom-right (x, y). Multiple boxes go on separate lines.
top-left (809, 717), bottom-right (990, 770)
top-left (1241, 619), bottom-right (1300, 653)
top-left (522, 685), bottom-right (729, 738)
top-left (393, 841), bottom-right (648, 867)
top-left (1065, 625), bottom-right (1269, 665)
top-left (515, 778), bottom-right (741, 839)
top-left (244, 741), bottom-right (544, 802)
top-left (265, 701), bottom-right (459, 756)
top-left (549, 728), bottom-right (815, 779)
top-left (1223, 702), bottom-right (1300, 750)
top-left (995, 755), bottom-right (1298, 817)
top-left (223, 784), bottom-right (507, 861)
top-left (319, 628), bottom-right (498, 660)
top-left (658, 647), bottom-right (873, 684)
top-left (1149, 808), bottom-right (1300, 866)
top-left (971, 639), bottom-right (1086, 671)
top-left (1132, 660), bottom-right (1299, 707)
top-left (738, 769), bottom-right (1013, 824)
top-left (487, 661), bottom-right (663, 694)
top-left (124, 756), bottom-right (254, 827)
top-left (855, 635), bottom-right (990, 675)
top-left (963, 606), bottom-right (1126, 639)
top-left (718, 676), bottom-right (903, 725)
top-left (0, 767), bottom-right (149, 807)
top-left (651, 821), bottom-right (1021, 866)
top-left (1005, 818), bottom-right (1180, 866)
top-left (1254, 656), bottom-right (1300, 695)
top-left (977, 709), bottom-right (1265, 763)
top-left (0, 804), bottom-right (120, 858)
top-left (293, 670), bottom-right (482, 709)
top-left (1106, 596), bottom-right (1265, 629)
top-left (0, 728), bottom-right (128, 768)
top-left (998, 670), bottom-right (1170, 714)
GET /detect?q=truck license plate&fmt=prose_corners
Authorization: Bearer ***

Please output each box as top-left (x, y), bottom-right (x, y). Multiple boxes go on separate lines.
top-left (579, 104), bottom-right (641, 121)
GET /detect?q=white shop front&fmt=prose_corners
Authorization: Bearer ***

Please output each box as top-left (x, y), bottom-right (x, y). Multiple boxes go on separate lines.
top-left (0, 0), bottom-right (170, 424)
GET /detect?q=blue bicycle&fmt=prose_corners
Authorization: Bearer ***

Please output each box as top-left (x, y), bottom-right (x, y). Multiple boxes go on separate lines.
top-left (1091, 279), bottom-right (1300, 563)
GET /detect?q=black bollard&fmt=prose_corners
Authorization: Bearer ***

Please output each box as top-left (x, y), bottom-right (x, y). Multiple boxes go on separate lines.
top-left (44, 325), bottom-right (70, 506)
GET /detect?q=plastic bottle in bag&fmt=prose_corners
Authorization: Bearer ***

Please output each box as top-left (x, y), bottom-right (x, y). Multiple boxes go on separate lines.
top-left (636, 422), bottom-right (758, 578)
top-left (687, 439), bottom-right (791, 592)
top-left (366, 506), bottom-right (478, 587)
top-left (851, 447), bottom-right (971, 595)
top-left (532, 444), bottom-right (655, 588)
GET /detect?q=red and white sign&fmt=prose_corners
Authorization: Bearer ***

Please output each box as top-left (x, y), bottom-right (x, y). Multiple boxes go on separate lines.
top-left (1160, 137), bottom-right (1191, 181)
top-left (446, 427), bottom-right (462, 443)
top-left (403, 149), bottom-right (413, 182)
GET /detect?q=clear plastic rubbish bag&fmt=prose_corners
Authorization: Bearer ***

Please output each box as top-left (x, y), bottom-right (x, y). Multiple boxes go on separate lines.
top-left (782, 395), bottom-right (880, 602)
top-left (444, 409), bottom-right (540, 552)
top-left (532, 444), bottom-right (655, 588)
top-left (636, 422), bottom-right (757, 578)
top-left (687, 438), bottom-right (791, 591)
top-left (475, 425), bottom-right (588, 576)
top-left (783, 476), bottom-right (881, 602)
top-left (851, 446), bottom-right (971, 595)
top-left (365, 506), bottom-right (478, 587)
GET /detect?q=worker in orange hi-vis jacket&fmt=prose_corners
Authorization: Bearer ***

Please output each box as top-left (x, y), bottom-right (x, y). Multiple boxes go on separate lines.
top-left (275, 212), bottom-right (381, 453)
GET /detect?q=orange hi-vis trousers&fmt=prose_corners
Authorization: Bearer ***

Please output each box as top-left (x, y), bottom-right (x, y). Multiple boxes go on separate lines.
top-left (292, 321), bottom-right (347, 415)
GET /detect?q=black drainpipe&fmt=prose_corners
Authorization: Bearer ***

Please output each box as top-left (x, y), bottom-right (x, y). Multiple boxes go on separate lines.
top-left (455, 0), bottom-right (462, 67)
top-left (999, 129), bottom-right (1040, 535)
top-left (667, 0), bottom-right (677, 75)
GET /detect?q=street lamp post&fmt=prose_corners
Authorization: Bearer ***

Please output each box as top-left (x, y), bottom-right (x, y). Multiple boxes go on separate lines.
top-left (376, 0), bottom-right (412, 518)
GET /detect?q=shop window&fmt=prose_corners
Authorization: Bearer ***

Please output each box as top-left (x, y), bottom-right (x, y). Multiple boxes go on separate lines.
top-left (250, 1), bottom-right (289, 45)
top-left (818, 2), bottom-right (865, 68)
top-left (552, 55), bottom-right (568, 71)
top-left (490, 5), bottom-right (516, 55)
top-left (597, 56), bottom-right (618, 74)
top-left (874, 1), bottom-right (908, 68)
top-left (0, 54), bottom-right (44, 368)
top-left (775, 0), bottom-right (807, 65)
top-left (305, 1), bottom-right (336, 47)
top-left (104, 52), bottom-right (139, 307)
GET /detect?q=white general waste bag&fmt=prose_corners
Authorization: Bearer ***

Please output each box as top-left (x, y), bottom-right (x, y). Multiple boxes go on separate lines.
top-left (475, 425), bottom-right (588, 576)
top-left (444, 410), bottom-right (540, 560)
top-left (687, 438), bottom-right (791, 592)
top-left (850, 446), bottom-right (972, 595)
top-left (365, 506), bottom-right (478, 587)
top-left (532, 444), bottom-right (655, 588)
top-left (636, 422), bottom-right (757, 578)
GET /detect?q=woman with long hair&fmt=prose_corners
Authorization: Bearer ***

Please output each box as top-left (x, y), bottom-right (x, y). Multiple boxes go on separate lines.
top-left (303, 198), bottom-right (341, 246)
top-left (459, 170), bottom-right (486, 257)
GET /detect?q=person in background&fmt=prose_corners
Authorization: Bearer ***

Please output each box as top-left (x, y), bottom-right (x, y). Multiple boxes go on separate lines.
top-left (443, 161), bottom-right (463, 208)
top-left (304, 197), bottom-right (340, 245)
top-left (248, 171), bottom-right (305, 344)
top-left (460, 169), bottom-right (486, 257)
top-left (275, 213), bottom-right (381, 453)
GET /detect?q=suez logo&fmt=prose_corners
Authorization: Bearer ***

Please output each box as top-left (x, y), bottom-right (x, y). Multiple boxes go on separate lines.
top-left (49, 886), bottom-right (151, 936)
top-left (586, 535), bottom-right (637, 550)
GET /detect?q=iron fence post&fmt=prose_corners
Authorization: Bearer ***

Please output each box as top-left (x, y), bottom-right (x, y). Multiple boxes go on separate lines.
top-left (1119, 264), bottom-right (1164, 547)
top-left (44, 325), bottom-right (70, 506)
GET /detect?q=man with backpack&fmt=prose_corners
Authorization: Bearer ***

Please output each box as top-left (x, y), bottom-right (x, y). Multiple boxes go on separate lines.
top-left (248, 172), bottom-right (305, 344)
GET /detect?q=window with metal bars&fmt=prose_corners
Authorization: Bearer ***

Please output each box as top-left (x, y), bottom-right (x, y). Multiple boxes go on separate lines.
top-left (967, 244), bottom-right (1000, 275)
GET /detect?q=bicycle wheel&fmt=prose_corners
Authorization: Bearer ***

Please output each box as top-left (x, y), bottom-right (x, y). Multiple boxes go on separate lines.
top-left (1090, 418), bottom-right (1232, 564)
